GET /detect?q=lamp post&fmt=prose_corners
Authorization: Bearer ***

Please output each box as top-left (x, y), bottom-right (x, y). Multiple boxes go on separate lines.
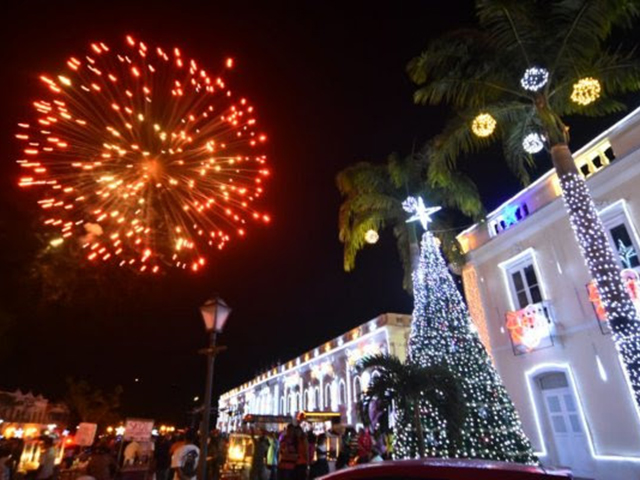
top-left (199, 296), bottom-right (231, 480)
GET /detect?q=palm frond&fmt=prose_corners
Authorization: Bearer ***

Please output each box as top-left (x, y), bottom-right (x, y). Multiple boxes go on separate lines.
top-left (408, 29), bottom-right (527, 109)
top-left (550, 0), bottom-right (640, 74)
top-left (476, 0), bottom-right (539, 63)
top-left (357, 354), bottom-right (467, 447)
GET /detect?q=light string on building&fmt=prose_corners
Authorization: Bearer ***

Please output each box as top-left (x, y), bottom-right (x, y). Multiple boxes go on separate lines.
top-left (559, 172), bottom-right (640, 407)
top-left (393, 196), bottom-right (537, 462)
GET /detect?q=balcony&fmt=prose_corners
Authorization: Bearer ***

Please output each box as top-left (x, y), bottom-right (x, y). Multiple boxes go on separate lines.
top-left (587, 268), bottom-right (640, 334)
top-left (505, 301), bottom-right (555, 356)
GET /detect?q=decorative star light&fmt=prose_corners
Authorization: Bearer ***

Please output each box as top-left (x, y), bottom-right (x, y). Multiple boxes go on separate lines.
top-left (618, 239), bottom-right (638, 269)
top-left (402, 196), bottom-right (441, 229)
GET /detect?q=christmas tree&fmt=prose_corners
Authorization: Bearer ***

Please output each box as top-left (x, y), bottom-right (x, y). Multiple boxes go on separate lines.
top-left (394, 197), bottom-right (537, 463)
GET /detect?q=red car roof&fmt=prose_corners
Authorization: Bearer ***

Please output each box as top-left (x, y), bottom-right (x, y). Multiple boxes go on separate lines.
top-left (319, 458), bottom-right (576, 480)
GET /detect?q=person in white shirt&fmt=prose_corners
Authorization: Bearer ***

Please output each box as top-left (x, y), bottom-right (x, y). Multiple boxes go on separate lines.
top-left (36, 437), bottom-right (56, 480)
top-left (171, 432), bottom-right (200, 480)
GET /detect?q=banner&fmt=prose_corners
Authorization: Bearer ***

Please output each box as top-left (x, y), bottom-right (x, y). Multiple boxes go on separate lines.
top-left (124, 418), bottom-right (154, 442)
top-left (75, 422), bottom-right (98, 446)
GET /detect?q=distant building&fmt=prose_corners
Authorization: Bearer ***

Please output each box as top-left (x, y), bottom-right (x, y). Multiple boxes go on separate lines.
top-left (217, 313), bottom-right (411, 431)
top-left (0, 389), bottom-right (69, 426)
top-left (457, 107), bottom-right (640, 479)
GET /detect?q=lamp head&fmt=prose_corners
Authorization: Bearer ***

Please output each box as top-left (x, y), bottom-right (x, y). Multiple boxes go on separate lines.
top-left (200, 296), bottom-right (232, 332)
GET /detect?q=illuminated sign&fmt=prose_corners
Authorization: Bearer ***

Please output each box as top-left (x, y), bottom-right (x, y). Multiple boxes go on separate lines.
top-left (505, 302), bottom-right (554, 355)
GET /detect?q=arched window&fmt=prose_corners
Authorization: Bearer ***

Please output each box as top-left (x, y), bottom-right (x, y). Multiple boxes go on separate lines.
top-left (288, 393), bottom-right (295, 413)
top-left (353, 376), bottom-right (362, 400)
top-left (325, 383), bottom-right (332, 409)
top-left (339, 379), bottom-right (346, 405)
top-left (314, 387), bottom-right (321, 411)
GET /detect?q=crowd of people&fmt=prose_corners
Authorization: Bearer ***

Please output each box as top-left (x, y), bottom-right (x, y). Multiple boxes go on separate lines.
top-left (245, 425), bottom-right (391, 480)
top-left (0, 424), bottom-right (390, 480)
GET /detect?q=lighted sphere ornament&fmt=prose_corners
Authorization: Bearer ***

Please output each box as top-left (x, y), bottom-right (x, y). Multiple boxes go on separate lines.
top-left (520, 66), bottom-right (549, 92)
top-left (15, 36), bottom-right (271, 274)
top-left (471, 113), bottom-right (497, 138)
top-left (522, 132), bottom-right (545, 154)
top-left (364, 229), bottom-right (379, 244)
top-left (571, 77), bottom-right (601, 106)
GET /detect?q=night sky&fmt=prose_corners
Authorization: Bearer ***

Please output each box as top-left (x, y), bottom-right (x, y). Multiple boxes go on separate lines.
top-left (0, 1), bottom-right (628, 424)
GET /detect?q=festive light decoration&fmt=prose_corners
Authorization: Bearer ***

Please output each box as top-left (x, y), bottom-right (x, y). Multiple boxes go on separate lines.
top-left (618, 239), bottom-right (638, 269)
top-left (346, 342), bottom-right (382, 367)
top-left (522, 133), bottom-right (545, 154)
top-left (394, 197), bottom-right (537, 463)
top-left (16, 36), bottom-right (270, 273)
top-left (402, 196), bottom-right (441, 229)
top-left (571, 77), bottom-right (601, 106)
top-left (311, 361), bottom-right (334, 379)
top-left (471, 113), bottom-right (497, 138)
top-left (588, 268), bottom-right (640, 322)
top-left (520, 67), bottom-right (549, 92)
top-left (506, 303), bottom-right (553, 354)
top-left (559, 171), bottom-right (640, 408)
top-left (364, 229), bottom-right (379, 244)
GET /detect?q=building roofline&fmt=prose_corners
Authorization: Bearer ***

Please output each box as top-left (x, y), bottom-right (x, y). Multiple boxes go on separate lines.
top-left (457, 105), bottom-right (640, 241)
top-left (219, 312), bottom-right (410, 400)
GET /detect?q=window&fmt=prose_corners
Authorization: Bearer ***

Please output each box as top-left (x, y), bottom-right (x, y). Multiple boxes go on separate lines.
top-left (500, 249), bottom-right (544, 311)
top-left (600, 200), bottom-right (640, 270)
top-left (609, 224), bottom-right (639, 269)
top-left (511, 264), bottom-right (542, 309)
top-left (325, 384), bottom-right (332, 409)
top-left (353, 377), bottom-right (362, 400)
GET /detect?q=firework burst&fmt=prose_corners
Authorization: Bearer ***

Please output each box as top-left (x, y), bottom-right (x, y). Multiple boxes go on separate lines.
top-left (16, 36), bottom-right (270, 273)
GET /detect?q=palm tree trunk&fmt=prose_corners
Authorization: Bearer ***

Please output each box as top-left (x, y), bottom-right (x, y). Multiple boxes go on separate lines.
top-left (412, 401), bottom-right (426, 458)
top-left (409, 241), bottom-right (420, 272)
top-left (409, 223), bottom-right (421, 272)
top-left (551, 144), bottom-right (640, 406)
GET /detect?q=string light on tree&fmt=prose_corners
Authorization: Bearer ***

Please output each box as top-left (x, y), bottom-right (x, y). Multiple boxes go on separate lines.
top-left (364, 229), bottom-right (379, 244)
top-left (571, 77), bottom-right (602, 106)
top-left (471, 113), bottom-right (496, 138)
top-left (15, 36), bottom-right (271, 274)
top-left (559, 173), bottom-right (640, 408)
top-left (522, 133), bottom-right (545, 154)
top-left (394, 196), bottom-right (537, 463)
top-left (520, 67), bottom-right (549, 92)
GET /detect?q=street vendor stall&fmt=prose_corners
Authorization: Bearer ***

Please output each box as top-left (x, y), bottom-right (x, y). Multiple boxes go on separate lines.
top-left (0, 423), bottom-right (66, 473)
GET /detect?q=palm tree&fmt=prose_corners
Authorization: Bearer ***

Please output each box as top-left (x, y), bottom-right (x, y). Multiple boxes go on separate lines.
top-left (357, 353), bottom-right (466, 458)
top-left (337, 151), bottom-right (482, 292)
top-left (407, 0), bottom-right (640, 405)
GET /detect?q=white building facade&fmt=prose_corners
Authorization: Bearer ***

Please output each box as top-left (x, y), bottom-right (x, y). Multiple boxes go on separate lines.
top-left (217, 313), bottom-right (411, 432)
top-left (457, 108), bottom-right (640, 479)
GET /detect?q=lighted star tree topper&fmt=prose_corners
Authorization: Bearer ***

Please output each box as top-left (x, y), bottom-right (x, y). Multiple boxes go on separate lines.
top-left (394, 196), bottom-right (537, 463)
top-left (16, 36), bottom-right (271, 273)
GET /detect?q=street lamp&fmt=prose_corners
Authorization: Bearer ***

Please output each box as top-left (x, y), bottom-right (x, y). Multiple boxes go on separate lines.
top-left (199, 296), bottom-right (231, 480)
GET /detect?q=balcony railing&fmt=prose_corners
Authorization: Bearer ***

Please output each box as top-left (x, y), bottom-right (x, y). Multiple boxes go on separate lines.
top-left (505, 301), bottom-right (555, 356)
